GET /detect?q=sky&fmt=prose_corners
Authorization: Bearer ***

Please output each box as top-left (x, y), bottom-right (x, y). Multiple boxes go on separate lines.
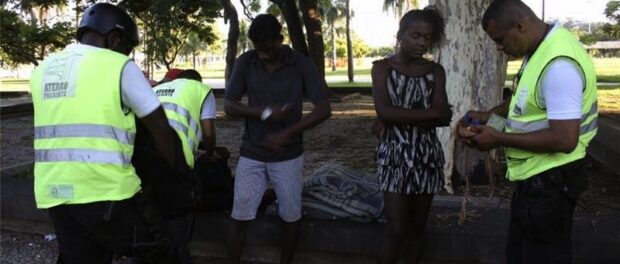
top-left (352, 0), bottom-right (613, 47)
top-left (220, 0), bottom-right (614, 48)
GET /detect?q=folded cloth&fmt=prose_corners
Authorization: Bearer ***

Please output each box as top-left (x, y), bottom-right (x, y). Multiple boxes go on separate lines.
top-left (267, 164), bottom-right (383, 222)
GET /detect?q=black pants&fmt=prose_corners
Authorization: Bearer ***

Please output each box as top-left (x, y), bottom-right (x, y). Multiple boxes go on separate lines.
top-left (49, 192), bottom-right (186, 264)
top-left (506, 159), bottom-right (587, 264)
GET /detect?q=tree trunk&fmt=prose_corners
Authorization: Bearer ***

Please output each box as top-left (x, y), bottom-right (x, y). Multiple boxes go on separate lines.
top-left (38, 7), bottom-right (48, 60)
top-left (331, 25), bottom-right (337, 71)
top-left (28, 8), bottom-right (38, 26)
top-left (345, 0), bottom-right (354, 82)
top-left (220, 0), bottom-right (239, 80)
top-left (300, 0), bottom-right (326, 80)
top-left (273, 0), bottom-right (309, 56)
top-left (431, 0), bottom-right (506, 192)
top-left (192, 52), bottom-right (197, 69)
top-left (75, 0), bottom-right (81, 28)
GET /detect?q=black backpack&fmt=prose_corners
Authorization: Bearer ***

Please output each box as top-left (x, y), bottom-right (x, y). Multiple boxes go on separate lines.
top-left (132, 121), bottom-right (198, 220)
top-left (192, 149), bottom-right (234, 212)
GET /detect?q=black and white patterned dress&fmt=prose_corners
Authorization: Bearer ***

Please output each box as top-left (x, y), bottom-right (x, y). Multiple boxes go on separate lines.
top-left (376, 63), bottom-right (445, 195)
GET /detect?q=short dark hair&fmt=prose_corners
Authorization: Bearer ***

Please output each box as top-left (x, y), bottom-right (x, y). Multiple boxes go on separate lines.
top-left (397, 6), bottom-right (445, 51)
top-left (178, 69), bottom-right (202, 82)
top-left (482, 0), bottom-right (537, 31)
top-left (248, 14), bottom-right (282, 43)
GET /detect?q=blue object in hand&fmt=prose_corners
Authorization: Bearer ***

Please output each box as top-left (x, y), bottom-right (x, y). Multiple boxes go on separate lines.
top-left (463, 114), bottom-right (481, 125)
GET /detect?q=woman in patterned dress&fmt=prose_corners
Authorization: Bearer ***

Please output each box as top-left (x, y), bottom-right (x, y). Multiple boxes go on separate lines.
top-left (372, 8), bottom-right (452, 264)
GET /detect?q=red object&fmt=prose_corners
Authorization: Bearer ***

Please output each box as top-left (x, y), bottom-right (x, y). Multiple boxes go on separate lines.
top-left (164, 68), bottom-right (183, 80)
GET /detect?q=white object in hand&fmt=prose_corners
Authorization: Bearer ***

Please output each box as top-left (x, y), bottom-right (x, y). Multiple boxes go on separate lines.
top-left (260, 107), bottom-right (273, 121)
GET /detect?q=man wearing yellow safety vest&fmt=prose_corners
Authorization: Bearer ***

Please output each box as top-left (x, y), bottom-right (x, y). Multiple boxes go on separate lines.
top-left (30, 3), bottom-right (190, 263)
top-left (154, 69), bottom-right (217, 167)
top-left (150, 69), bottom-right (217, 263)
top-left (457, 1), bottom-right (597, 263)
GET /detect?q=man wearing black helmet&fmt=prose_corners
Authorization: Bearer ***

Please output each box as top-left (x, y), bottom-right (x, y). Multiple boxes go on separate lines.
top-left (30, 3), bottom-right (190, 263)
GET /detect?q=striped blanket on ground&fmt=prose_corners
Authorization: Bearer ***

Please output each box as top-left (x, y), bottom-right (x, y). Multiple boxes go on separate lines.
top-left (268, 164), bottom-right (384, 222)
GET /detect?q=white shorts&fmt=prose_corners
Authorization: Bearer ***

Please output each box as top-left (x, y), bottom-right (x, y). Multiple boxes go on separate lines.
top-left (231, 154), bottom-right (304, 222)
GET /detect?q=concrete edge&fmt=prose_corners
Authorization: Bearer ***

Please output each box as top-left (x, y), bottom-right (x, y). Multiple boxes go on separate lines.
top-left (1, 162), bottom-right (33, 176)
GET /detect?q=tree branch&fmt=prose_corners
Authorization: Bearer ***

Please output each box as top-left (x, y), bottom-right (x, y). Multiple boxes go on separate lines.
top-left (239, 0), bottom-right (254, 21)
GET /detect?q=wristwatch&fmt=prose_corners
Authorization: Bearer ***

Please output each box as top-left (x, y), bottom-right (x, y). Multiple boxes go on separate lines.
top-left (260, 107), bottom-right (273, 121)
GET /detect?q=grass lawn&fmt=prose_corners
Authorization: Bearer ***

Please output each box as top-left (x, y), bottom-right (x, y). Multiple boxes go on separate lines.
top-left (3, 58), bottom-right (618, 111)
top-left (325, 68), bottom-right (371, 77)
top-left (0, 78), bottom-right (29, 92)
top-left (327, 81), bottom-right (371, 88)
top-left (507, 58), bottom-right (620, 83)
top-left (149, 66), bottom-right (372, 79)
top-left (598, 86), bottom-right (620, 115)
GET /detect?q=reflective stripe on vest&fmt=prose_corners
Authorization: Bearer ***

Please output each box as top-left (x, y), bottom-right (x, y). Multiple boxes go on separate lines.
top-left (167, 119), bottom-right (197, 151)
top-left (162, 102), bottom-right (201, 138)
top-left (155, 79), bottom-right (211, 168)
top-left (35, 148), bottom-right (132, 166)
top-left (506, 102), bottom-right (598, 134)
top-left (30, 46), bottom-right (140, 209)
top-left (34, 124), bottom-right (135, 145)
top-left (504, 26), bottom-right (598, 181)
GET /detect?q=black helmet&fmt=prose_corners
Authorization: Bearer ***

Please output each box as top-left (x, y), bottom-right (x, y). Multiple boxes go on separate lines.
top-left (76, 3), bottom-right (139, 46)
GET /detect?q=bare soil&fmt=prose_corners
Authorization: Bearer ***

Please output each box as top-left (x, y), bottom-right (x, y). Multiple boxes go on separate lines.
top-left (1, 94), bottom-right (619, 215)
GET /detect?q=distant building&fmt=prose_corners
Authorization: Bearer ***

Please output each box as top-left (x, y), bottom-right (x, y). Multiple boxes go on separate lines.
top-left (584, 41), bottom-right (620, 57)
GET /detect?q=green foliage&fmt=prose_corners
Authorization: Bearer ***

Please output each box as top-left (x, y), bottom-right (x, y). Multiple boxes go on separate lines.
top-left (383, 0), bottom-right (419, 17)
top-left (325, 34), bottom-right (369, 58)
top-left (325, 0), bottom-right (346, 26)
top-left (605, 1), bottom-right (620, 22)
top-left (579, 31), bottom-right (616, 45)
top-left (180, 33), bottom-right (207, 57)
top-left (119, 0), bottom-right (220, 69)
top-left (1, 0), bottom-right (220, 68)
top-left (575, 1), bottom-right (620, 45)
top-left (238, 20), bottom-right (251, 52)
top-left (0, 6), bottom-right (73, 66)
top-left (564, 1), bottom-right (620, 45)
top-left (207, 25), bottom-right (224, 54)
top-left (240, 0), bottom-right (261, 20)
top-left (602, 1), bottom-right (620, 39)
top-left (351, 37), bottom-right (370, 58)
top-left (367, 46), bottom-right (395, 58)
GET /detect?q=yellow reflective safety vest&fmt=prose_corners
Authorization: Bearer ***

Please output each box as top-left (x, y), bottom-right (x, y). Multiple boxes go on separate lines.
top-left (505, 26), bottom-right (598, 181)
top-left (153, 79), bottom-right (212, 168)
top-left (30, 45), bottom-right (140, 209)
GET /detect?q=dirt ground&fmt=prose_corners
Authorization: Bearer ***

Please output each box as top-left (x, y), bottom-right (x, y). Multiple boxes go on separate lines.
top-left (2, 94), bottom-right (619, 216)
top-left (219, 94), bottom-right (620, 216)
top-left (214, 94), bottom-right (379, 175)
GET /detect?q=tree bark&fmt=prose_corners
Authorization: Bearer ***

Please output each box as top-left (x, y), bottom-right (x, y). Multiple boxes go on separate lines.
top-left (192, 52), bottom-right (196, 69)
top-left (220, 0), bottom-right (239, 80)
top-left (75, 0), bottom-right (81, 28)
top-left (273, 0), bottom-right (309, 56)
top-left (345, 0), bottom-right (354, 82)
top-left (431, 0), bottom-right (506, 192)
top-left (299, 0), bottom-right (325, 80)
top-left (331, 25), bottom-right (336, 71)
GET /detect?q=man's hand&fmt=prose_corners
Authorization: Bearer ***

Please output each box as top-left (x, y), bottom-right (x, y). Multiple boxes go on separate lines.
top-left (264, 104), bottom-right (291, 122)
top-left (205, 151), bottom-right (223, 162)
top-left (461, 111), bottom-right (490, 125)
top-left (264, 130), bottom-right (292, 152)
top-left (456, 110), bottom-right (489, 147)
top-left (471, 125), bottom-right (501, 151)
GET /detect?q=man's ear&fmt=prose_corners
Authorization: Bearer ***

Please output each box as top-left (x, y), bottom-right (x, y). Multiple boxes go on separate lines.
top-left (514, 20), bottom-right (527, 34)
top-left (106, 31), bottom-right (122, 49)
top-left (277, 34), bottom-right (284, 44)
